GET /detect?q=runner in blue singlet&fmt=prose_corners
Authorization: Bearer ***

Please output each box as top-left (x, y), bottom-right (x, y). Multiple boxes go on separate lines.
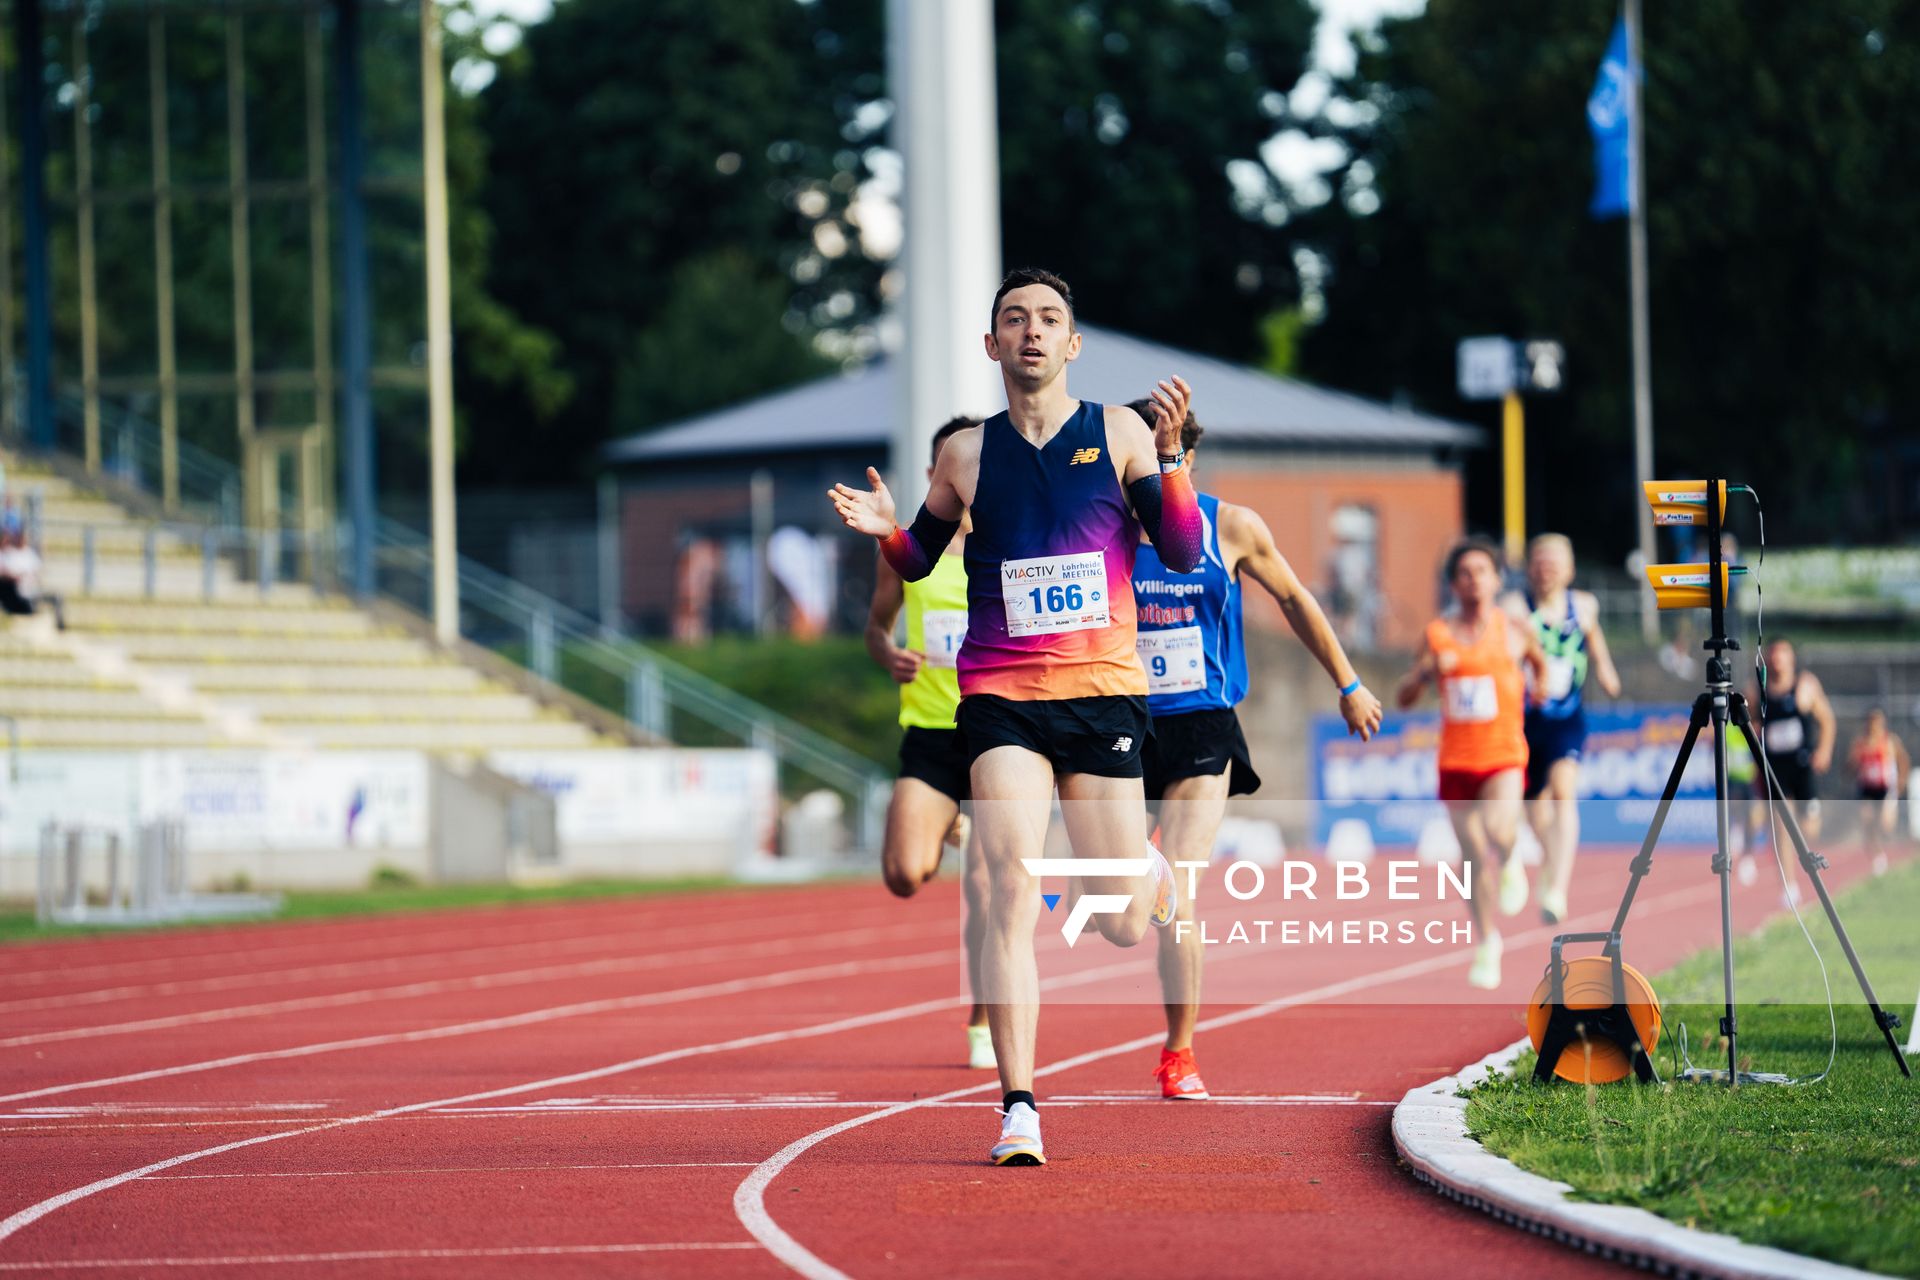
top-left (1130, 403), bottom-right (1381, 1100)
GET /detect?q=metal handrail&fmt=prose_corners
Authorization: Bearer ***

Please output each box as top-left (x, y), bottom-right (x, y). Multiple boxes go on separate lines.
top-left (368, 516), bottom-right (883, 795)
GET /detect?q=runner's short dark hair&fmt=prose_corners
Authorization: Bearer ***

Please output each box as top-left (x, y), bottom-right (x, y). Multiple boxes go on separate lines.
top-left (931, 415), bottom-right (979, 464)
top-left (1126, 399), bottom-right (1203, 453)
top-left (1444, 537), bottom-right (1505, 582)
top-left (991, 267), bottom-right (1075, 329)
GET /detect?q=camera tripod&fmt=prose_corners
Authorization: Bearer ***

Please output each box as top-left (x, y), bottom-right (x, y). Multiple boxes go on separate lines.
top-left (1538, 482), bottom-right (1910, 1086)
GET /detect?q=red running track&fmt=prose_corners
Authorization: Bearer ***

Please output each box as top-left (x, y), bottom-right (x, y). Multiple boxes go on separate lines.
top-left (0, 844), bottom-right (1903, 1278)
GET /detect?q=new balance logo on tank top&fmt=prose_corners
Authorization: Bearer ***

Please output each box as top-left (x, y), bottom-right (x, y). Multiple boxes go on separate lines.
top-left (1132, 492), bottom-right (1248, 715)
top-left (960, 403), bottom-right (1148, 701)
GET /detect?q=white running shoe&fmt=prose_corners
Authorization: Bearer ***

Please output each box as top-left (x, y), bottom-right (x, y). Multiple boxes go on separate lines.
top-left (1737, 856), bottom-right (1758, 887)
top-left (1538, 887), bottom-right (1568, 925)
top-left (1498, 855), bottom-right (1529, 917)
top-left (990, 1102), bottom-right (1045, 1166)
top-left (1148, 843), bottom-right (1178, 928)
top-left (967, 1024), bottom-right (997, 1071)
top-left (1467, 933), bottom-right (1503, 990)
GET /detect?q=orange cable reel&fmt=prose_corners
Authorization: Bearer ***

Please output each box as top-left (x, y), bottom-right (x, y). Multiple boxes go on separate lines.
top-left (1526, 957), bottom-right (1663, 1084)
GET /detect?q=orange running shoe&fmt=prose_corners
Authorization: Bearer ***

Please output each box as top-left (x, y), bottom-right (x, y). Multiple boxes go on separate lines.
top-left (1154, 1047), bottom-right (1210, 1100)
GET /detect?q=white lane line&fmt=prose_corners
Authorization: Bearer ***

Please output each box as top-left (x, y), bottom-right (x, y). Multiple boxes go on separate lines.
top-left (0, 919), bottom-right (935, 1047)
top-left (1045, 1094), bottom-right (1393, 1106)
top-left (428, 1098), bottom-right (1394, 1114)
top-left (0, 945), bottom-right (959, 1105)
top-left (0, 1242), bottom-right (761, 1271)
top-left (149, 1162), bottom-right (757, 1180)
top-left (0, 943), bottom-right (1157, 1248)
top-left (0, 891), bottom-right (888, 991)
top-left (730, 879), bottom-right (1726, 1280)
top-left (0, 881), bottom-right (1721, 1254)
top-left (0, 988), bottom-right (970, 1247)
top-left (0, 899), bottom-right (907, 1013)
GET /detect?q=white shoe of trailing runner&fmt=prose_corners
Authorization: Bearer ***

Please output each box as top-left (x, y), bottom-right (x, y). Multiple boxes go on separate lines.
top-left (967, 1024), bottom-right (997, 1071)
top-left (990, 1102), bottom-right (1045, 1166)
top-left (1498, 855), bottom-right (1529, 917)
top-left (1467, 933), bottom-right (1503, 990)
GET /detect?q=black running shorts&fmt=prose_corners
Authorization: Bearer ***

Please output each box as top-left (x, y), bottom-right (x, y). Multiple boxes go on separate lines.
top-left (897, 726), bottom-right (970, 803)
top-left (1759, 753), bottom-right (1818, 805)
top-left (956, 694), bottom-right (1149, 779)
top-left (1143, 707), bottom-right (1262, 800)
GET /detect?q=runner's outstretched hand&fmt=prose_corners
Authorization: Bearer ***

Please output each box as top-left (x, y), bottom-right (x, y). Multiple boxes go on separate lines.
top-left (829, 467), bottom-right (898, 538)
top-left (1144, 376), bottom-right (1193, 456)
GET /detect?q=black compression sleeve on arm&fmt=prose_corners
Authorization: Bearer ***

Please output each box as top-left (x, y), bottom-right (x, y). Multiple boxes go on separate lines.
top-left (1127, 467), bottom-right (1204, 573)
top-left (879, 503), bottom-right (962, 580)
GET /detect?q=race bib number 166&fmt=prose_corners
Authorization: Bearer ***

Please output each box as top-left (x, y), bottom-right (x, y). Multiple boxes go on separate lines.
top-left (1001, 552), bottom-right (1110, 638)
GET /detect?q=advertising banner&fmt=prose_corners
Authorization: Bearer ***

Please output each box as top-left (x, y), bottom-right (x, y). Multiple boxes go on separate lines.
top-left (1311, 706), bottom-right (1720, 849)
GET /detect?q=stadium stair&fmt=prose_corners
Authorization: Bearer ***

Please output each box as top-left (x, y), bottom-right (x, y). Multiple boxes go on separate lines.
top-left (1, 450), bottom-right (613, 753)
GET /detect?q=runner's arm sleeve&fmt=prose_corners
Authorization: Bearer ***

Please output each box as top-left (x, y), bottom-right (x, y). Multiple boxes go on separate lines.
top-left (879, 504), bottom-right (961, 581)
top-left (1127, 464), bottom-right (1203, 573)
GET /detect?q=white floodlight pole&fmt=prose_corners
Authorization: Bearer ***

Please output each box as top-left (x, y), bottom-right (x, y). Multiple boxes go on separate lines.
top-left (888, 0), bottom-right (1002, 516)
top-left (421, 0), bottom-right (459, 645)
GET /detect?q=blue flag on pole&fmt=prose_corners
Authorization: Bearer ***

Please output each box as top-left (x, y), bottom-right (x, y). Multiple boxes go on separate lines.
top-left (1586, 16), bottom-right (1635, 218)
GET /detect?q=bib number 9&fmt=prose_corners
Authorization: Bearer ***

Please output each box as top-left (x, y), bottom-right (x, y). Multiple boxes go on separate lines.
top-left (1136, 625), bottom-right (1206, 696)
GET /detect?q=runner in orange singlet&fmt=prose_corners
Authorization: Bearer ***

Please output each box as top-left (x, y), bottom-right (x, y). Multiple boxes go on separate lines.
top-left (1395, 538), bottom-right (1546, 989)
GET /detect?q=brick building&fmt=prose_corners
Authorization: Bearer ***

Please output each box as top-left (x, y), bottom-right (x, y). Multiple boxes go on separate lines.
top-left (604, 326), bottom-right (1482, 652)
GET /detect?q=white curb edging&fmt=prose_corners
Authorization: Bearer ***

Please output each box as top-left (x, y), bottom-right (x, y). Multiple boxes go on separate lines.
top-left (1392, 1038), bottom-right (1887, 1280)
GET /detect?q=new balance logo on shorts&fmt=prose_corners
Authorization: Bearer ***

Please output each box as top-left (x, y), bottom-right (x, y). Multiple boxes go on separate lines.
top-left (1113, 736), bottom-right (1133, 752)
top-left (1069, 447), bottom-right (1102, 465)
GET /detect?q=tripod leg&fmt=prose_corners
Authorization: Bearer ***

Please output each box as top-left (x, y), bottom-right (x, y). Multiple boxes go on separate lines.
top-left (1610, 694), bottom-right (1712, 936)
top-left (1711, 692), bottom-right (1738, 1083)
top-left (1733, 701), bottom-right (1912, 1078)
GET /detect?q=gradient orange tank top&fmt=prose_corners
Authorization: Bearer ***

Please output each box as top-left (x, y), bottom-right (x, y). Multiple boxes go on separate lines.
top-left (1428, 610), bottom-right (1527, 773)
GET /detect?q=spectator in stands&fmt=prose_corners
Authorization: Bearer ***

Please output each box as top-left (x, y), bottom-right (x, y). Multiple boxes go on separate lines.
top-left (0, 528), bottom-right (61, 629)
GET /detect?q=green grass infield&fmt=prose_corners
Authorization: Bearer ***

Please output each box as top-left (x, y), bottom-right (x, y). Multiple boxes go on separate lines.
top-left (1464, 856), bottom-right (1920, 1277)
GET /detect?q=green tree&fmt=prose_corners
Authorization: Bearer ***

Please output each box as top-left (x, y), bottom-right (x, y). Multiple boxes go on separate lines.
top-left (468, 0), bottom-right (879, 485)
top-left (1299, 0), bottom-right (1920, 552)
top-left (991, 0), bottom-right (1318, 359)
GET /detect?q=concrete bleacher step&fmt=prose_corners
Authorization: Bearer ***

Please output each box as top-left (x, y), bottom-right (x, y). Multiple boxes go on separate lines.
top-left (144, 663), bottom-right (488, 693)
top-left (3, 472), bottom-right (83, 500)
top-left (20, 492), bottom-right (129, 519)
top-left (38, 563), bottom-right (319, 601)
top-left (239, 692), bottom-right (552, 722)
top-left (0, 656), bottom-right (138, 689)
top-left (107, 632), bottom-right (436, 665)
top-left (61, 600), bottom-right (380, 637)
top-left (293, 720), bottom-right (603, 750)
top-left (0, 686), bottom-right (207, 718)
top-left (13, 717), bottom-right (229, 749)
top-left (37, 525), bottom-right (209, 555)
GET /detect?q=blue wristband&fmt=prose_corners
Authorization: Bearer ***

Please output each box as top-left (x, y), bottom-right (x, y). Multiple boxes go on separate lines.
top-left (1339, 679), bottom-right (1362, 698)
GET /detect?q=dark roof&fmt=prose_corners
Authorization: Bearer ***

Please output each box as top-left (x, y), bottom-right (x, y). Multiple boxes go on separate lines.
top-left (605, 323), bottom-right (1482, 464)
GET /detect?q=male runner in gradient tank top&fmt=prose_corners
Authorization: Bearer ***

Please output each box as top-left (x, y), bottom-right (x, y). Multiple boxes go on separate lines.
top-left (830, 267), bottom-right (1204, 1167)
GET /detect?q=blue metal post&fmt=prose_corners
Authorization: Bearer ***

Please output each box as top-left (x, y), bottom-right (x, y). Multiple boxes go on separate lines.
top-left (335, 0), bottom-right (374, 598)
top-left (14, 0), bottom-right (54, 450)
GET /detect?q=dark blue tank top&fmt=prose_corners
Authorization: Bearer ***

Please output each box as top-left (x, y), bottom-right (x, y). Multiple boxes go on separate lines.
top-left (960, 402), bottom-right (1145, 701)
top-left (1131, 492), bottom-right (1247, 714)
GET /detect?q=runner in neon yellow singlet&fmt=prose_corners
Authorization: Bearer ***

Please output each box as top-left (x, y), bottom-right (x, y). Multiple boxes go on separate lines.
top-left (864, 417), bottom-right (995, 1069)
